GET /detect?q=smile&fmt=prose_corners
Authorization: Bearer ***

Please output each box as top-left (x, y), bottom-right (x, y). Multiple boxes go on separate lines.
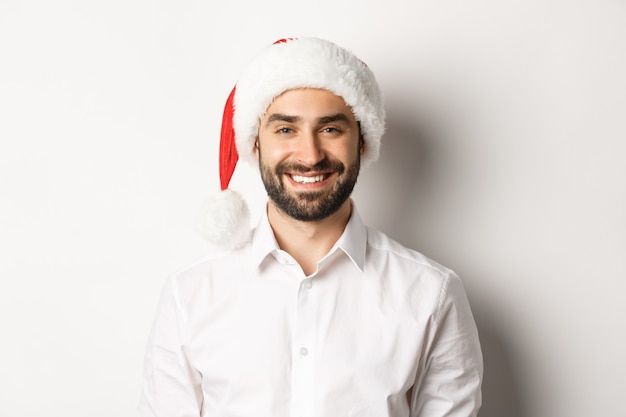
top-left (290, 174), bottom-right (326, 184)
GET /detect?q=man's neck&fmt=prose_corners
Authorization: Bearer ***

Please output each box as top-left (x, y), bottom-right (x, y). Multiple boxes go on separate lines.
top-left (267, 200), bottom-right (352, 276)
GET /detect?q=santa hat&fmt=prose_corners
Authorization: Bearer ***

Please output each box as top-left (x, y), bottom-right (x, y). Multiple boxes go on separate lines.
top-left (198, 37), bottom-right (385, 249)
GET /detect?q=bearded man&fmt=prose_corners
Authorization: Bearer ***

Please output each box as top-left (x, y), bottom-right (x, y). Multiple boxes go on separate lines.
top-left (138, 37), bottom-right (483, 417)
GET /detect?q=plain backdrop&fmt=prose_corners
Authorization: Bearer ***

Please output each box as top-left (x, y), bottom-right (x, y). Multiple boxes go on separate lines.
top-left (1, 1), bottom-right (624, 416)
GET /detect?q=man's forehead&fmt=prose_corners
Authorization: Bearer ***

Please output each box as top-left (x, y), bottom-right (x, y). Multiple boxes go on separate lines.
top-left (263, 88), bottom-right (355, 119)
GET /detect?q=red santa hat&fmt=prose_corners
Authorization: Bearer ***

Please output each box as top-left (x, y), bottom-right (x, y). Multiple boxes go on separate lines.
top-left (198, 37), bottom-right (385, 249)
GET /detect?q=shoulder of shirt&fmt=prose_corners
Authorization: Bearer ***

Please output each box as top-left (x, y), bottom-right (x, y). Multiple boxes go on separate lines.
top-left (365, 226), bottom-right (465, 321)
top-left (365, 226), bottom-right (454, 278)
top-left (168, 244), bottom-right (249, 285)
top-left (174, 247), bottom-right (233, 272)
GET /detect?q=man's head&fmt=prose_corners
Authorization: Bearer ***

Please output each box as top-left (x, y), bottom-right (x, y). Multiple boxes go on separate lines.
top-left (202, 37), bottom-right (385, 248)
top-left (255, 88), bottom-right (362, 222)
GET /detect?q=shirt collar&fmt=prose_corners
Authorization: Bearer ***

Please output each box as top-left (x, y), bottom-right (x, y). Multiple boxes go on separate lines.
top-left (250, 201), bottom-right (367, 272)
top-left (331, 203), bottom-right (367, 272)
top-left (250, 206), bottom-right (280, 268)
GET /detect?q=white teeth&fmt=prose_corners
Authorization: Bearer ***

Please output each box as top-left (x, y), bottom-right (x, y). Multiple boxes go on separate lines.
top-left (291, 174), bottom-right (325, 184)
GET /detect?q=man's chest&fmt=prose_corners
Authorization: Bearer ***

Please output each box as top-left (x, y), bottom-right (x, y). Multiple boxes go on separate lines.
top-left (182, 271), bottom-right (430, 416)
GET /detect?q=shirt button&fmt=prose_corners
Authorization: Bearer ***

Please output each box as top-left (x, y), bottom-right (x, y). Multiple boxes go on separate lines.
top-left (302, 280), bottom-right (312, 289)
top-left (300, 347), bottom-right (309, 356)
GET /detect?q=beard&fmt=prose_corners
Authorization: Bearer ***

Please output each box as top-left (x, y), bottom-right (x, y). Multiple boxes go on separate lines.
top-left (259, 153), bottom-right (360, 222)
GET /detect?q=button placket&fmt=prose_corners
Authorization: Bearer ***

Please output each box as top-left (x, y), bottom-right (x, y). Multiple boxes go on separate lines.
top-left (291, 279), bottom-right (317, 417)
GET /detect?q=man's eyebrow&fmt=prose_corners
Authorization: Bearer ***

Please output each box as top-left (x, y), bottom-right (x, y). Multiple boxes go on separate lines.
top-left (264, 113), bottom-right (353, 127)
top-left (318, 113), bottom-right (352, 124)
top-left (265, 114), bottom-right (301, 126)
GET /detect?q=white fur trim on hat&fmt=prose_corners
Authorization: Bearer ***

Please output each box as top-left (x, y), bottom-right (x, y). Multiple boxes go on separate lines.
top-left (233, 37), bottom-right (385, 168)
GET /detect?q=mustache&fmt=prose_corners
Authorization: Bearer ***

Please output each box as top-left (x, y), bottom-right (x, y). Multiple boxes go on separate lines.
top-left (275, 159), bottom-right (345, 175)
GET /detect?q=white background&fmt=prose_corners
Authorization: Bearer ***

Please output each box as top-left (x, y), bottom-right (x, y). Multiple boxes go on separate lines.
top-left (1, 1), bottom-right (624, 416)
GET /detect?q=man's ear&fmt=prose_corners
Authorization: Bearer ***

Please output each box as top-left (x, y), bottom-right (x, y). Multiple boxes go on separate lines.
top-left (357, 122), bottom-right (365, 156)
top-left (254, 137), bottom-right (260, 159)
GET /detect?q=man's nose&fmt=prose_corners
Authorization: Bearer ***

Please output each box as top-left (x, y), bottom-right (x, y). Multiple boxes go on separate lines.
top-left (295, 131), bottom-right (325, 166)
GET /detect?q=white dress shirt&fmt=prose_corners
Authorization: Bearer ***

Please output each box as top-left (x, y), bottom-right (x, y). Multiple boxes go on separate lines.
top-left (138, 205), bottom-right (483, 417)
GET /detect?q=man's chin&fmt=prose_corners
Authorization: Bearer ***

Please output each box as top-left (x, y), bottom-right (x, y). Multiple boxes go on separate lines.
top-left (270, 197), bottom-right (329, 222)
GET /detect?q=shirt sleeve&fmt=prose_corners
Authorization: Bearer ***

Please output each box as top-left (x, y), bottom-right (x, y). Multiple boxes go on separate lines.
top-left (409, 273), bottom-right (483, 417)
top-left (138, 276), bottom-right (203, 417)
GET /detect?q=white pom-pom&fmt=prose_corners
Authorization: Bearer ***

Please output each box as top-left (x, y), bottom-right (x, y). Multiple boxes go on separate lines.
top-left (197, 189), bottom-right (251, 250)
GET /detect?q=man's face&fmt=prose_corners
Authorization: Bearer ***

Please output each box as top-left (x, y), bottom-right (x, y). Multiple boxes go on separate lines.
top-left (255, 88), bottom-right (363, 222)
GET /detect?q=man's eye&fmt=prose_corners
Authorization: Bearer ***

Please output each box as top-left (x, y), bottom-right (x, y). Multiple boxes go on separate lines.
top-left (276, 127), bottom-right (292, 134)
top-left (322, 127), bottom-right (340, 133)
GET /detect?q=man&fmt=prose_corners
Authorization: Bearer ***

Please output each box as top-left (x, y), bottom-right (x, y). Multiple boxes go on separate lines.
top-left (138, 37), bottom-right (483, 417)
